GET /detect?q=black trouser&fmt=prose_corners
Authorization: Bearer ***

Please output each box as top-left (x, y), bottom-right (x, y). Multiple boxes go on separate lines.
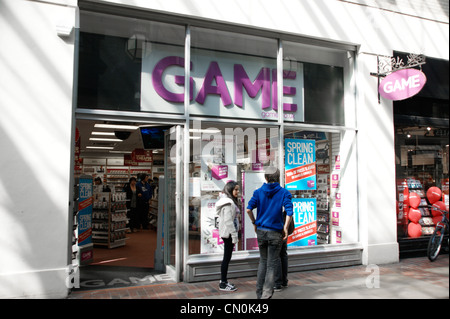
top-left (137, 200), bottom-right (149, 229)
top-left (275, 239), bottom-right (288, 286)
top-left (128, 206), bottom-right (139, 230)
top-left (221, 236), bottom-right (234, 282)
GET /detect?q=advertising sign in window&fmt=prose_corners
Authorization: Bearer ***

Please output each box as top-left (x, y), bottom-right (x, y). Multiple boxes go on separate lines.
top-left (285, 139), bottom-right (316, 190)
top-left (288, 198), bottom-right (317, 247)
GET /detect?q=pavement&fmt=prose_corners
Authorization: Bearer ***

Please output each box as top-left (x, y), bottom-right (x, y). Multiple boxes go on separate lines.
top-left (68, 255), bottom-right (448, 300)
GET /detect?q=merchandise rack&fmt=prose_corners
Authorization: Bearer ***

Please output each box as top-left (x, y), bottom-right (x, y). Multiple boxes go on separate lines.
top-left (92, 192), bottom-right (129, 249)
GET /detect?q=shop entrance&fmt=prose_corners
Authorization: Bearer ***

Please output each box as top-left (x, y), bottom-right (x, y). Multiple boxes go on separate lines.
top-left (73, 119), bottom-right (181, 290)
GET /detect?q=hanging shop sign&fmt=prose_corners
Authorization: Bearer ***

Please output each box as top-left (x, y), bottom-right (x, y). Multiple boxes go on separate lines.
top-left (141, 43), bottom-right (304, 121)
top-left (379, 68), bottom-right (427, 101)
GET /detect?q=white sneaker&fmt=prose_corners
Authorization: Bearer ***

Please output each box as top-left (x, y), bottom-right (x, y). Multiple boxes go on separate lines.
top-left (219, 281), bottom-right (237, 292)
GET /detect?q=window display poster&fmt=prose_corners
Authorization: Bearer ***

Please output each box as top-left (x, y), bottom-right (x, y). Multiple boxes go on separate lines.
top-left (285, 139), bottom-right (316, 190)
top-left (287, 198), bottom-right (317, 247)
top-left (243, 171), bottom-right (266, 250)
top-left (78, 176), bottom-right (93, 246)
top-left (200, 198), bottom-right (224, 253)
top-left (200, 136), bottom-right (237, 191)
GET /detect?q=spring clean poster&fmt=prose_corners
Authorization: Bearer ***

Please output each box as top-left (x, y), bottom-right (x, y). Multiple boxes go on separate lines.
top-left (285, 139), bottom-right (316, 190)
top-left (287, 198), bottom-right (317, 247)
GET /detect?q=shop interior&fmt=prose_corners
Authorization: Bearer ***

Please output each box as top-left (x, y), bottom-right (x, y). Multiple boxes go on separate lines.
top-left (74, 119), bottom-right (172, 288)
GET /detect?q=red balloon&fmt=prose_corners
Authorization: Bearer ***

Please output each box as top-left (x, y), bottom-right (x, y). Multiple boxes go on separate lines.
top-left (432, 215), bottom-right (443, 226)
top-left (408, 192), bottom-right (421, 209)
top-left (408, 222), bottom-right (422, 238)
top-left (426, 186), bottom-right (442, 204)
top-left (408, 208), bottom-right (422, 223)
top-left (431, 201), bottom-right (447, 217)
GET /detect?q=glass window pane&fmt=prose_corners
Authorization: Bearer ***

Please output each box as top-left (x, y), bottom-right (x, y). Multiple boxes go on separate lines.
top-left (78, 12), bottom-right (185, 112)
top-left (188, 120), bottom-right (280, 255)
top-left (283, 41), bottom-right (347, 125)
top-left (395, 124), bottom-right (449, 239)
top-left (190, 27), bottom-right (278, 121)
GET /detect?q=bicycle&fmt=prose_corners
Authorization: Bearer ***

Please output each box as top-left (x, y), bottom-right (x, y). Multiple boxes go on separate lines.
top-left (427, 205), bottom-right (449, 262)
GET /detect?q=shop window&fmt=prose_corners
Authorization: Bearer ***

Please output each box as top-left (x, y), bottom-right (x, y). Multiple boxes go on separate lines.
top-left (189, 121), bottom-right (358, 255)
top-left (395, 124), bottom-right (449, 240)
top-left (283, 41), bottom-right (348, 126)
top-left (188, 121), bottom-right (280, 254)
top-left (283, 128), bottom-right (353, 247)
top-left (78, 11), bottom-right (185, 111)
top-left (189, 27), bottom-right (279, 121)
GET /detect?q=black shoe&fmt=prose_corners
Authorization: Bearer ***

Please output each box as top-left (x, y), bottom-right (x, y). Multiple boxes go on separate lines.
top-left (274, 285), bottom-right (283, 292)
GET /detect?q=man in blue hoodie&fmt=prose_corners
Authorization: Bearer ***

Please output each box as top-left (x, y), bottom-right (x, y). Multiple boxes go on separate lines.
top-left (246, 167), bottom-right (293, 299)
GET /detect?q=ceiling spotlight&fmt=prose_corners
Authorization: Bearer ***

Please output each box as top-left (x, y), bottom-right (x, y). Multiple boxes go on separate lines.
top-left (89, 138), bottom-right (123, 142)
top-left (94, 124), bottom-right (139, 130)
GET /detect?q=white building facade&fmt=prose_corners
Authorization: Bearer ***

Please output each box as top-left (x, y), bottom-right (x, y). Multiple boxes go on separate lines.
top-left (0, 0), bottom-right (448, 298)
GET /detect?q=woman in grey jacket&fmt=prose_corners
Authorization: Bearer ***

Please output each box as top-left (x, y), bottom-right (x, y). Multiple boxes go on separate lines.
top-left (216, 181), bottom-right (240, 291)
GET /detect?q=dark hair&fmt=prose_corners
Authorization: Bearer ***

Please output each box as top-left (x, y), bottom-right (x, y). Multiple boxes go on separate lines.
top-left (223, 181), bottom-right (239, 207)
top-left (265, 167), bottom-right (280, 183)
top-left (129, 177), bottom-right (137, 183)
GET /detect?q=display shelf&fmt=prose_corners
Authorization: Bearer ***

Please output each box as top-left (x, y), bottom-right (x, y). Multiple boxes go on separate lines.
top-left (398, 178), bottom-right (437, 238)
top-left (92, 191), bottom-right (129, 249)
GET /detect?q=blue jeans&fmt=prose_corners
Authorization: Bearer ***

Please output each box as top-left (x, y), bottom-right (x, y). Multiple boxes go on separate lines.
top-left (256, 228), bottom-right (283, 299)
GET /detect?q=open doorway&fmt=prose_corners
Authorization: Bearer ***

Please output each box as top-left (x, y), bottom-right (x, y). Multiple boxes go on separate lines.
top-left (73, 119), bottom-right (173, 290)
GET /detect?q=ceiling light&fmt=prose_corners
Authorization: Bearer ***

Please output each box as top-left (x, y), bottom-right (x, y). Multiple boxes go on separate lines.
top-left (86, 146), bottom-right (114, 150)
top-left (91, 131), bottom-right (115, 136)
top-left (89, 137), bottom-right (123, 142)
top-left (109, 150), bottom-right (133, 154)
top-left (94, 124), bottom-right (139, 130)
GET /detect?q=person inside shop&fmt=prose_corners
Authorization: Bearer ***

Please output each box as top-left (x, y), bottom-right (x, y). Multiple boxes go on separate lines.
top-left (124, 177), bottom-right (139, 233)
top-left (150, 177), bottom-right (159, 199)
top-left (94, 176), bottom-right (110, 192)
top-left (216, 181), bottom-right (240, 292)
top-left (136, 173), bottom-right (152, 230)
top-left (94, 177), bottom-right (102, 185)
top-left (246, 167), bottom-right (293, 299)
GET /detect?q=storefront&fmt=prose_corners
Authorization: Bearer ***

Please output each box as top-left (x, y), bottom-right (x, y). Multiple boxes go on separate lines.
top-left (1, 0), bottom-right (448, 298)
top-left (392, 54), bottom-right (449, 256)
top-left (73, 7), bottom-right (362, 283)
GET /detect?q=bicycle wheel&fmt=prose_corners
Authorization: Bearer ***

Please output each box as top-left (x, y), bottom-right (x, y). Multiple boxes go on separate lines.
top-left (427, 226), bottom-right (444, 262)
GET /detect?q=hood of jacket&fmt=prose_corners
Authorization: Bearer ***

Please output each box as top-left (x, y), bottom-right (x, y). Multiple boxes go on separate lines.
top-left (215, 194), bottom-right (235, 214)
top-left (261, 182), bottom-right (282, 198)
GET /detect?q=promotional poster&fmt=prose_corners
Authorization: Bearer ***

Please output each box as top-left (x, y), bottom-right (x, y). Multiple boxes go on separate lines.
top-left (288, 198), bottom-right (317, 247)
top-left (285, 139), bottom-right (316, 190)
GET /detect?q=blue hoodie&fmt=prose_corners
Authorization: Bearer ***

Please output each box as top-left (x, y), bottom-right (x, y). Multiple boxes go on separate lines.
top-left (247, 182), bottom-right (293, 232)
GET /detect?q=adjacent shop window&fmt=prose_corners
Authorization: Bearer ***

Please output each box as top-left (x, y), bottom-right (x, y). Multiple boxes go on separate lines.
top-left (78, 12), bottom-right (185, 111)
top-left (395, 123), bottom-right (449, 239)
